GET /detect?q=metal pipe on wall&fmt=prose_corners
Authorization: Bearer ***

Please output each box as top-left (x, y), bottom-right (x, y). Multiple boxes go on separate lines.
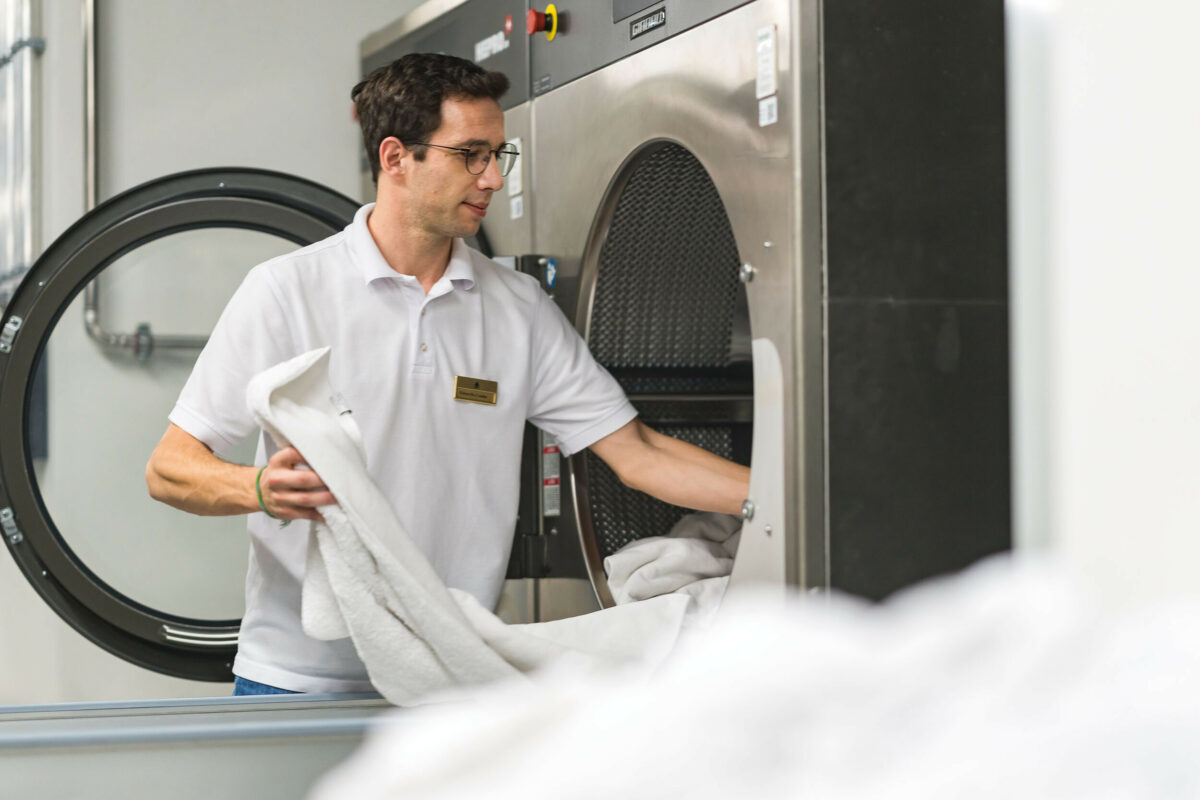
top-left (79, 0), bottom-right (208, 361)
top-left (83, 0), bottom-right (95, 211)
top-left (0, 0), bottom-right (43, 310)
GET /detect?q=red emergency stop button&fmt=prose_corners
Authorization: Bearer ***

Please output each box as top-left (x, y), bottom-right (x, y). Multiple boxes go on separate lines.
top-left (526, 9), bottom-right (545, 34)
top-left (526, 4), bottom-right (559, 40)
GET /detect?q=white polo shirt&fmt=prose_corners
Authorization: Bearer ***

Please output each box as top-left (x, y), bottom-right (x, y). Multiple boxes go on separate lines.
top-left (169, 203), bottom-right (636, 692)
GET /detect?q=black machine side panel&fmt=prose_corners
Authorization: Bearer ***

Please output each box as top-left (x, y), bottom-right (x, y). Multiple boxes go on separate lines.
top-left (362, 0), bottom-right (530, 109)
top-left (823, 0), bottom-right (1012, 600)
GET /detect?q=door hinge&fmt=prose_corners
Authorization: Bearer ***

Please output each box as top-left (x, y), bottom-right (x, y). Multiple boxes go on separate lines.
top-left (0, 315), bottom-right (23, 353)
top-left (1, 507), bottom-right (24, 544)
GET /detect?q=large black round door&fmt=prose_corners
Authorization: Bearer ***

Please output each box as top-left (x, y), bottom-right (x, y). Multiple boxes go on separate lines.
top-left (0, 169), bottom-right (358, 681)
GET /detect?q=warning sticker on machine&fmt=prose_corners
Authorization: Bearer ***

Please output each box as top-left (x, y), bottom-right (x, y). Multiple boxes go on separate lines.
top-left (756, 25), bottom-right (778, 100)
top-left (542, 444), bottom-right (561, 517)
top-left (543, 477), bottom-right (561, 517)
top-left (759, 95), bottom-right (778, 127)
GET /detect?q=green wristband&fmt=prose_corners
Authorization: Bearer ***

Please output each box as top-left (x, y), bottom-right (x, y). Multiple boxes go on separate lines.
top-left (255, 465), bottom-right (278, 519)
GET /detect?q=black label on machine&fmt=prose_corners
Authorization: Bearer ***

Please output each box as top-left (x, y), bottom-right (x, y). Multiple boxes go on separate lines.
top-left (630, 7), bottom-right (666, 40)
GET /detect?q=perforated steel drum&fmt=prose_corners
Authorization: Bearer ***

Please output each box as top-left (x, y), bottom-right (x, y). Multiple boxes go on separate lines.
top-left (572, 143), bottom-right (753, 604)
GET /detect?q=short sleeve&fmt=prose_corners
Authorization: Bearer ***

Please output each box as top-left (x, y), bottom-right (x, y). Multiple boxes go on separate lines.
top-left (168, 266), bottom-right (294, 458)
top-left (525, 289), bottom-right (637, 456)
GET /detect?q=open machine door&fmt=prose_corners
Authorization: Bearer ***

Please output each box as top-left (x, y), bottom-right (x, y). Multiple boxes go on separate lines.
top-left (0, 169), bottom-right (359, 681)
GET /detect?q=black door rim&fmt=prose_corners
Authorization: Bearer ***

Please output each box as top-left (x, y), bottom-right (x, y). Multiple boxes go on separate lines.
top-left (0, 168), bottom-right (358, 682)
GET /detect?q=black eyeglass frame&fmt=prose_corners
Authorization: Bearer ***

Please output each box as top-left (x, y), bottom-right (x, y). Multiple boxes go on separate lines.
top-left (409, 142), bottom-right (521, 177)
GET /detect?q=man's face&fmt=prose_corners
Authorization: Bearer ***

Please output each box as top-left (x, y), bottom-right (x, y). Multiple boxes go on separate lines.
top-left (404, 96), bottom-right (506, 240)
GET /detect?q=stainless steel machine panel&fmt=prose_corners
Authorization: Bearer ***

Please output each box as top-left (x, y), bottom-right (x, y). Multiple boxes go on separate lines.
top-left (530, 0), bottom-right (820, 602)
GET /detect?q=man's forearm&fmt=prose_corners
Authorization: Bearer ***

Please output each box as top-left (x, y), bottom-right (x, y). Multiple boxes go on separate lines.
top-left (596, 421), bottom-right (750, 516)
top-left (146, 424), bottom-right (259, 516)
top-left (642, 427), bottom-right (750, 487)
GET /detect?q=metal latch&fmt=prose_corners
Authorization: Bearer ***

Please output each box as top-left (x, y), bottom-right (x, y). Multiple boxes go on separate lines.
top-left (741, 498), bottom-right (755, 521)
top-left (1, 507), bottom-right (23, 544)
top-left (0, 316), bottom-right (22, 353)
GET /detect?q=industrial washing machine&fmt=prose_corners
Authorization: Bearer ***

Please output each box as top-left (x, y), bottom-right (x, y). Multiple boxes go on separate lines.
top-left (362, 0), bottom-right (1011, 617)
top-left (1, 0), bottom-right (1008, 794)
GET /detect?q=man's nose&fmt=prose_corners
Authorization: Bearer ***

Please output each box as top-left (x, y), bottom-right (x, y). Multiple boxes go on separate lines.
top-left (477, 155), bottom-right (504, 191)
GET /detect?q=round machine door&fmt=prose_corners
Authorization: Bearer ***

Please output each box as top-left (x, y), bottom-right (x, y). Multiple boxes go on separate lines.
top-left (571, 142), bottom-right (754, 607)
top-left (0, 168), bottom-right (359, 681)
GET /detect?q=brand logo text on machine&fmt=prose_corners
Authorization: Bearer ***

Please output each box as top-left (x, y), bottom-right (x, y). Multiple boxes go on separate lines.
top-left (630, 8), bottom-right (666, 40)
top-left (474, 30), bottom-right (509, 63)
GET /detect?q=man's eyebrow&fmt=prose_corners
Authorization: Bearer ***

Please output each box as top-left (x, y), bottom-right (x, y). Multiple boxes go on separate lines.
top-left (450, 138), bottom-right (501, 148)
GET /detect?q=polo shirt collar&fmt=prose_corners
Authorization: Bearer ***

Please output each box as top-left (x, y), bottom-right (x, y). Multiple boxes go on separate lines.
top-left (441, 238), bottom-right (477, 291)
top-left (350, 203), bottom-right (476, 291)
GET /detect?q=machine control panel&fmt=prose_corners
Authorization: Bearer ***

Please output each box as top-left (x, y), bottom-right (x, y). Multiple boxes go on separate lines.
top-left (361, 0), bottom-right (530, 110)
top-left (613, 0), bottom-right (662, 24)
top-left (528, 0), bottom-right (754, 96)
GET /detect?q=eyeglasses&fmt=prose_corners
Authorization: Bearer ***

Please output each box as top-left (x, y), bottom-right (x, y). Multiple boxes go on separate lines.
top-left (408, 141), bottom-right (520, 177)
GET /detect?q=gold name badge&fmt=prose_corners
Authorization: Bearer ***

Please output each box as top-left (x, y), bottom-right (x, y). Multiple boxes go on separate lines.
top-left (453, 375), bottom-right (498, 406)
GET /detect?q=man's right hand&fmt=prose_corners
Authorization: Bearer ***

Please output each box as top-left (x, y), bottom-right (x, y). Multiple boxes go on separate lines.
top-left (258, 446), bottom-right (336, 523)
top-left (147, 423), bottom-right (336, 521)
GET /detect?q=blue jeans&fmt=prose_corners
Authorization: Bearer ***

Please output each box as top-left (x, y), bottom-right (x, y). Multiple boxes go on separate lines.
top-left (233, 676), bottom-right (301, 696)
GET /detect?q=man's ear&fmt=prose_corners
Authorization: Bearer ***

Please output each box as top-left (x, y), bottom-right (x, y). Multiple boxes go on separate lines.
top-left (377, 137), bottom-right (408, 180)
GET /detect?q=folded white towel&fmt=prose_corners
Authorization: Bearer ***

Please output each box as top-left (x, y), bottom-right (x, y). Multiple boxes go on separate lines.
top-left (603, 512), bottom-right (742, 620)
top-left (606, 537), bottom-right (733, 604)
top-left (247, 348), bottom-right (690, 706)
top-left (666, 510), bottom-right (742, 554)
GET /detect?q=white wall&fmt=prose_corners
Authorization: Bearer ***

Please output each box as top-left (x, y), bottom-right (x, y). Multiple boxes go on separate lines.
top-left (1009, 0), bottom-right (1200, 607)
top-left (0, 0), bottom-right (420, 705)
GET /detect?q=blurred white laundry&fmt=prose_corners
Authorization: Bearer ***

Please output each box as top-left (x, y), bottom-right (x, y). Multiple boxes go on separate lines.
top-left (248, 348), bottom-right (690, 707)
top-left (604, 512), bottom-right (741, 620)
top-left (311, 555), bottom-right (1200, 799)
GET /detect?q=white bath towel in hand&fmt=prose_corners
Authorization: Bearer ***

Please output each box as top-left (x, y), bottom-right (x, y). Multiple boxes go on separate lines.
top-left (247, 348), bottom-right (689, 706)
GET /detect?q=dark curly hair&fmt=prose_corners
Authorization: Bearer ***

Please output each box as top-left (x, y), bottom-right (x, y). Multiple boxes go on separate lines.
top-left (352, 53), bottom-right (510, 183)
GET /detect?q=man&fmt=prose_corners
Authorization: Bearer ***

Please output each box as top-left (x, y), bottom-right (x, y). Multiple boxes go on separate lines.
top-left (146, 53), bottom-right (749, 696)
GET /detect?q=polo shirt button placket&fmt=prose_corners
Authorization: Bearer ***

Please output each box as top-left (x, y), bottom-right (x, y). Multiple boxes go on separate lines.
top-left (405, 283), bottom-right (435, 377)
top-left (419, 296), bottom-right (439, 374)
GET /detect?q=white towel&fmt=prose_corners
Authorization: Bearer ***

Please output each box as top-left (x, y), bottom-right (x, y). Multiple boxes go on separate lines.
top-left (604, 512), bottom-right (742, 617)
top-left (312, 556), bottom-right (1200, 800)
top-left (666, 510), bottom-right (742, 552)
top-left (247, 348), bottom-right (690, 706)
